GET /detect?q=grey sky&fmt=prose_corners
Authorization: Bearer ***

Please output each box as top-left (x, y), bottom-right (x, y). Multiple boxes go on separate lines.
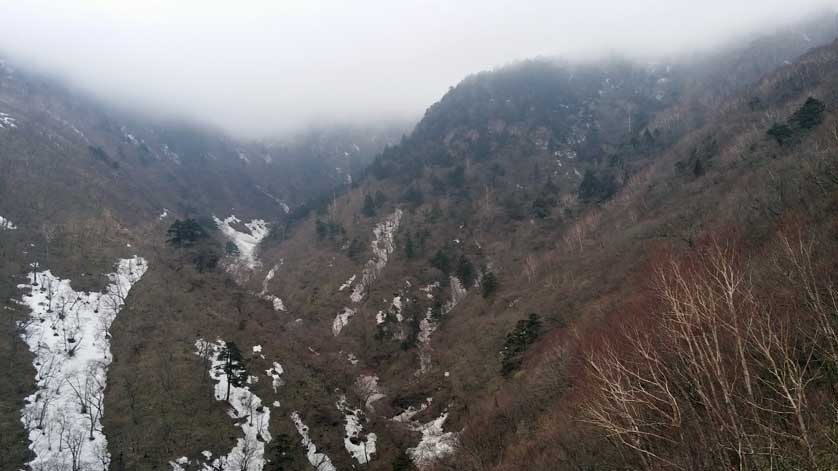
top-left (0, 0), bottom-right (835, 138)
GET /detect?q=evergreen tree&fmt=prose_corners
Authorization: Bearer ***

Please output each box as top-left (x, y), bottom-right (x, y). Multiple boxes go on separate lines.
top-left (347, 238), bottom-right (364, 260)
top-left (692, 158), bottom-right (705, 177)
top-left (531, 196), bottom-right (552, 219)
top-left (424, 205), bottom-right (443, 224)
top-left (448, 165), bottom-right (466, 187)
top-left (217, 341), bottom-right (248, 402)
top-left (391, 450), bottom-right (412, 471)
top-left (430, 298), bottom-right (444, 322)
top-left (362, 193), bottom-right (376, 217)
top-left (268, 433), bottom-right (295, 470)
top-left (192, 247), bottom-right (220, 272)
top-left (404, 234), bottom-right (416, 259)
top-left (767, 123), bottom-right (794, 145)
top-left (430, 248), bottom-right (452, 274)
top-left (481, 268), bottom-right (499, 299)
top-left (500, 313), bottom-right (542, 376)
top-left (543, 177), bottom-right (559, 195)
top-left (579, 170), bottom-right (617, 202)
top-left (790, 97), bottom-right (826, 130)
top-left (767, 97), bottom-right (826, 145)
top-left (225, 241), bottom-right (240, 256)
top-left (315, 219), bottom-right (328, 239)
top-left (374, 190), bottom-right (388, 208)
top-left (166, 219), bottom-right (209, 247)
top-left (402, 186), bottom-right (425, 208)
top-left (456, 255), bottom-right (476, 287)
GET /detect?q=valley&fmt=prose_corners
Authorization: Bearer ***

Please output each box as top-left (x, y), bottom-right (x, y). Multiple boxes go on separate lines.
top-left (2, 9), bottom-right (838, 471)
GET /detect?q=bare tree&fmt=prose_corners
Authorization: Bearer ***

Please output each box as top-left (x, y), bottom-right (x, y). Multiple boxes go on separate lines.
top-left (64, 431), bottom-right (85, 471)
top-left (236, 437), bottom-right (258, 471)
top-left (582, 239), bottom-right (838, 470)
top-left (523, 255), bottom-right (538, 283)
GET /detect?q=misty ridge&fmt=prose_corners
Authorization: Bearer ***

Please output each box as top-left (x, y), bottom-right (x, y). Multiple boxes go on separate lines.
top-left (0, 0), bottom-right (835, 139)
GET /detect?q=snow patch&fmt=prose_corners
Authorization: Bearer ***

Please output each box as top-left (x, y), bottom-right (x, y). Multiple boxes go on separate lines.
top-left (0, 111), bottom-right (17, 129)
top-left (0, 215), bottom-right (17, 230)
top-left (337, 395), bottom-right (377, 464)
top-left (376, 294), bottom-right (405, 326)
top-left (338, 274), bottom-right (356, 292)
top-left (184, 339), bottom-right (272, 471)
top-left (18, 257), bottom-right (147, 470)
top-left (332, 307), bottom-right (356, 336)
top-left (336, 210), bottom-right (403, 334)
top-left (356, 375), bottom-right (385, 411)
top-left (120, 126), bottom-right (139, 145)
top-left (444, 277), bottom-right (467, 314)
top-left (420, 282), bottom-right (439, 300)
top-left (215, 215), bottom-right (270, 277)
top-left (349, 284), bottom-right (365, 304)
top-left (347, 209), bottom-right (402, 303)
top-left (258, 264), bottom-right (286, 311)
top-left (266, 362), bottom-right (284, 393)
top-left (392, 398), bottom-right (432, 423)
top-left (291, 412), bottom-right (337, 471)
top-left (162, 144), bottom-right (181, 164)
top-left (159, 209), bottom-right (169, 220)
top-left (407, 411), bottom-right (459, 468)
top-left (418, 277), bottom-right (466, 374)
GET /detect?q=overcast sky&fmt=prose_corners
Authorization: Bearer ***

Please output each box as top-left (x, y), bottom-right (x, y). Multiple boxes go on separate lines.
top-left (0, 0), bottom-right (835, 138)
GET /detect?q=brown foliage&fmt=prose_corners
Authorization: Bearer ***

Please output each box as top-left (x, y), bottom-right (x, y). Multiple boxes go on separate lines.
top-left (581, 234), bottom-right (838, 470)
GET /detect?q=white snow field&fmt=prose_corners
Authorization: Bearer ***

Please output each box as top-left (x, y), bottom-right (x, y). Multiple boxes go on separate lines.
top-left (18, 256), bottom-right (147, 471)
top-left (214, 215), bottom-right (270, 279)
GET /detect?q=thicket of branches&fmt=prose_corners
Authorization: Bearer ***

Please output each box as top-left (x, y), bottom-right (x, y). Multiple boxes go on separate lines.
top-left (582, 234), bottom-right (838, 470)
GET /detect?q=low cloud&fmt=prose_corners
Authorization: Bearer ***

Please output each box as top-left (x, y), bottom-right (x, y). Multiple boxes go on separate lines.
top-left (0, 0), bottom-right (834, 138)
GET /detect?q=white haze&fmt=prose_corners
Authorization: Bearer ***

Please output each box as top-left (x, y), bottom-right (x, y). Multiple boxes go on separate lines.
top-left (0, 0), bottom-right (835, 138)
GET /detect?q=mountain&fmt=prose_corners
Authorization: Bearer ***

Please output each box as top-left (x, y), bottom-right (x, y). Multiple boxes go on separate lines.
top-left (0, 60), bottom-right (406, 222)
top-left (2, 11), bottom-right (838, 471)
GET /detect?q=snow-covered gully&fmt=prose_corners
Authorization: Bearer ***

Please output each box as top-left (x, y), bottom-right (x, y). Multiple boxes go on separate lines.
top-left (336, 395), bottom-right (377, 464)
top-left (407, 411), bottom-right (459, 467)
top-left (169, 339), bottom-right (273, 471)
top-left (214, 215), bottom-right (270, 279)
top-left (332, 209), bottom-right (402, 335)
top-left (291, 412), bottom-right (337, 471)
top-left (18, 256), bottom-right (147, 470)
top-left (417, 277), bottom-right (467, 374)
top-left (391, 398), bottom-right (459, 467)
top-left (258, 264), bottom-right (286, 312)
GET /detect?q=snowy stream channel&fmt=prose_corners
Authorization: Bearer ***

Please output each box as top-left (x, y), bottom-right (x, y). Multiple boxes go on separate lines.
top-left (17, 257), bottom-right (147, 470)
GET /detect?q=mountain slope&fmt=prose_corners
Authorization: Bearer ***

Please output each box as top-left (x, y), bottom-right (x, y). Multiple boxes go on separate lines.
top-left (242, 18), bottom-right (838, 471)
